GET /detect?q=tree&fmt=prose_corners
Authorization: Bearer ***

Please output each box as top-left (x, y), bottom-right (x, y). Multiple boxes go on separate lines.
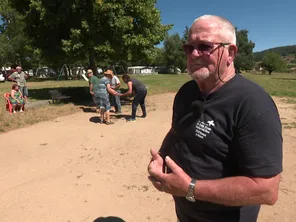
top-left (0, 0), bottom-right (38, 69)
top-left (10, 0), bottom-right (172, 75)
top-left (153, 47), bottom-right (166, 66)
top-left (234, 29), bottom-right (255, 72)
top-left (262, 52), bottom-right (286, 75)
top-left (136, 46), bottom-right (165, 66)
top-left (182, 26), bottom-right (190, 43)
top-left (163, 33), bottom-right (186, 72)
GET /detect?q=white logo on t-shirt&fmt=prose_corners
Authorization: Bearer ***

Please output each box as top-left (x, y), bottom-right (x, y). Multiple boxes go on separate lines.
top-left (195, 120), bottom-right (215, 139)
top-left (207, 120), bottom-right (215, 126)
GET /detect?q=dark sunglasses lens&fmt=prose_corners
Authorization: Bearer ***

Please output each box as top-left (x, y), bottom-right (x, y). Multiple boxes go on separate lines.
top-left (183, 45), bottom-right (194, 54)
top-left (198, 44), bottom-right (212, 51)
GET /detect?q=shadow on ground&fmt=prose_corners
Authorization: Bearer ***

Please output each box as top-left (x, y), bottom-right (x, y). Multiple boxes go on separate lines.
top-left (93, 216), bottom-right (125, 222)
top-left (113, 114), bottom-right (131, 120)
top-left (29, 86), bottom-right (91, 106)
top-left (88, 114), bottom-right (133, 124)
top-left (89, 116), bottom-right (101, 123)
top-left (79, 106), bottom-right (97, 113)
top-left (28, 86), bottom-right (132, 107)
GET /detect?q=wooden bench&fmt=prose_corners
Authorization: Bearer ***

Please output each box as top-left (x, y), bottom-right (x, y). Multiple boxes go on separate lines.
top-left (49, 89), bottom-right (71, 104)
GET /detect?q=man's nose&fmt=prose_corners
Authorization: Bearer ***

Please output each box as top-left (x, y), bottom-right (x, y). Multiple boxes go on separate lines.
top-left (190, 48), bottom-right (203, 57)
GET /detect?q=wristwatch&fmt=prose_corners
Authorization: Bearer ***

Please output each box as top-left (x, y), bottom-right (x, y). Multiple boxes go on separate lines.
top-left (185, 179), bottom-right (197, 202)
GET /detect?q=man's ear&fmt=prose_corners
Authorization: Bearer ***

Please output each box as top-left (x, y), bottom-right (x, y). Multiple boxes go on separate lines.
top-left (227, 45), bottom-right (238, 65)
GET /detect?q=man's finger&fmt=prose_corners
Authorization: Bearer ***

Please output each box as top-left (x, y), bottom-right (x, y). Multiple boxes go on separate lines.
top-left (148, 176), bottom-right (163, 192)
top-left (150, 148), bottom-right (163, 162)
top-left (148, 175), bottom-right (161, 183)
top-left (165, 156), bottom-right (181, 173)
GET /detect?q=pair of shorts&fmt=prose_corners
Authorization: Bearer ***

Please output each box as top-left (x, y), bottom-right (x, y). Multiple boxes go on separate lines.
top-left (20, 86), bottom-right (28, 97)
top-left (93, 94), bottom-right (111, 111)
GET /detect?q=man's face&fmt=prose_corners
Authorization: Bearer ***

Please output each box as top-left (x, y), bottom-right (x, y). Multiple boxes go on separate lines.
top-left (186, 19), bottom-right (229, 82)
top-left (16, 67), bottom-right (22, 73)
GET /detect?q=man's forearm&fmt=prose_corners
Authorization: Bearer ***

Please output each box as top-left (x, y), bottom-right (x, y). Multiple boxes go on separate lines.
top-left (194, 176), bottom-right (278, 206)
top-left (121, 91), bottom-right (131, 97)
top-left (9, 77), bottom-right (16, 82)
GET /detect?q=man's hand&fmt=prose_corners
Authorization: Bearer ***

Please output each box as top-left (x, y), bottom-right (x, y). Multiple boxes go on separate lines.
top-left (147, 148), bottom-right (191, 197)
top-left (90, 91), bottom-right (94, 95)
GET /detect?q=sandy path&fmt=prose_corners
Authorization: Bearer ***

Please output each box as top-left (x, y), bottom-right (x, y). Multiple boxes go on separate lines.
top-left (0, 94), bottom-right (295, 222)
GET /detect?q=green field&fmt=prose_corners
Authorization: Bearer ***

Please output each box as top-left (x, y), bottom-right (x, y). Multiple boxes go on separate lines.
top-left (242, 72), bottom-right (296, 97)
top-left (1, 73), bottom-right (296, 108)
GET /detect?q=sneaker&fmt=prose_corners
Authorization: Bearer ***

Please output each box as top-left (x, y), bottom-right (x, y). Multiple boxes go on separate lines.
top-left (126, 118), bottom-right (136, 122)
top-left (20, 109), bottom-right (23, 112)
top-left (141, 115), bottom-right (147, 118)
top-left (13, 110), bottom-right (16, 113)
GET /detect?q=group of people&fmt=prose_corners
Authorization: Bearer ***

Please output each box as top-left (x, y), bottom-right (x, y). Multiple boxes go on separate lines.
top-left (8, 66), bottom-right (29, 113)
top-left (87, 69), bottom-right (147, 125)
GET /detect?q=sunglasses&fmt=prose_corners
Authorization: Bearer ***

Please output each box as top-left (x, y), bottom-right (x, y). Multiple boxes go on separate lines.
top-left (183, 42), bottom-right (230, 55)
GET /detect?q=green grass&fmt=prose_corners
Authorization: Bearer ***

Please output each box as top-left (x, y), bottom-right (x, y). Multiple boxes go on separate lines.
top-left (241, 72), bottom-right (296, 97)
top-left (1, 73), bottom-right (296, 109)
top-left (132, 74), bottom-right (191, 94)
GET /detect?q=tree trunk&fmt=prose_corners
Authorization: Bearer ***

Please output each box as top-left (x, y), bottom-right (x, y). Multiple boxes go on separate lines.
top-left (17, 58), bottom-right (22, 67)
top-left (89, 53), bottom-right (98, 76)
top-left (268, 70), bottom-right (272, 75)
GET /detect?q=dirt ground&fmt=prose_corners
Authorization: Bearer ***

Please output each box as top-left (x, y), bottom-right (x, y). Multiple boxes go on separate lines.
top-left (0, 93), bottom-right (295, 222)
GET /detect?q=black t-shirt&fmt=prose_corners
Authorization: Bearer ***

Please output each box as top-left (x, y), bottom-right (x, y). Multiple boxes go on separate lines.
top-left (162, 74), bottom-right (283, 222)
top-left (130, 78), bottom-right (146, 94)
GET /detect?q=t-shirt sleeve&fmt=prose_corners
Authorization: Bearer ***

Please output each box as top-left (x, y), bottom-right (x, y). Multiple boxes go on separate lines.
top-left (89, 77), bottom-right (94, 84)
top-left (10, 73), bottom-right (17, 78)
top-left (114, 76), bottom-right (120, 84)
top-left (234, 108), bottom-right (283, 177)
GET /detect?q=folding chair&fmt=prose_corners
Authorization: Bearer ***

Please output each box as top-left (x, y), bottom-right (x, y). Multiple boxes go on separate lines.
top-left (4, 93), bottom-right (13, 113)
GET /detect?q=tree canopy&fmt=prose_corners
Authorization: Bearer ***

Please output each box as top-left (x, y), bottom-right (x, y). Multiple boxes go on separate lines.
top-left (163, 33), bottom-right (186, 72)
top-left (0, 0), bottom-right (37, 68)
top-left (262, 52), bottom-right (287, 75)
top-left (234, 29), bottom-right (255, 72)
top-left (9, 0), bottom-right (172, 73)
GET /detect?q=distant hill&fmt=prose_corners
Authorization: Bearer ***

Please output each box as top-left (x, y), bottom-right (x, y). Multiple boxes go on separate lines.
top-left (254, 45), bottom-right (296, 62)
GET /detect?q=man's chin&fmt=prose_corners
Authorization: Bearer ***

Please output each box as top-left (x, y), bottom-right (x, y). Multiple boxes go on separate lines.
top-left (189, 71), bottom-right (210, 81)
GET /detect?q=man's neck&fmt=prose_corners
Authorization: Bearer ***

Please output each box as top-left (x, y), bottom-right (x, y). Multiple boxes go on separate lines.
top-left (197, 69), bottom-right (235, 95)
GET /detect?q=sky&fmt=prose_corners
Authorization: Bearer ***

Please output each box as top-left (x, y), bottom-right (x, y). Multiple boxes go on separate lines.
top-left (156, 0), bottom-right (296, 52)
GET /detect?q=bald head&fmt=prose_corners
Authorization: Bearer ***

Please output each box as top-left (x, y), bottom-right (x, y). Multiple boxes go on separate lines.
top-left (191, 15), bottom-right (236, 45)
